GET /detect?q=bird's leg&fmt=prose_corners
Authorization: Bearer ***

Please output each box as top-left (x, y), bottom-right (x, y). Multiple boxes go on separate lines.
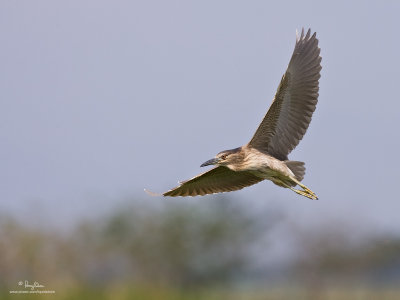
top-left (290, 177), bottom-right (318, 197)
top-left (282, 181), bottom-right (318, 200)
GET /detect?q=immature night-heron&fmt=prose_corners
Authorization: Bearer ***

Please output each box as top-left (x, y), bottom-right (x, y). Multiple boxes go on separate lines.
top-left (153, 28), bottom-right (321, 200)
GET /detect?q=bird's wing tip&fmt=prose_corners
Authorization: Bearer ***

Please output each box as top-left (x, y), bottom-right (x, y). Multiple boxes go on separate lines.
top-left (296, 27), bottom-right (315, 41)
top-left (296, 28), bottom-right (304, 41)
top-left (144, 188), bottom-right (162, 197)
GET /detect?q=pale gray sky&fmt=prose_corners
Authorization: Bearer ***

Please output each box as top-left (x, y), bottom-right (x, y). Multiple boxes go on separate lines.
top-left (1, 1), bottom-right (399, 230)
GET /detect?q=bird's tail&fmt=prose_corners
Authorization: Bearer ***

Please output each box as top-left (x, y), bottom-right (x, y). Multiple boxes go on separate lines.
top-left (285, 160), bottom-right (305, 181)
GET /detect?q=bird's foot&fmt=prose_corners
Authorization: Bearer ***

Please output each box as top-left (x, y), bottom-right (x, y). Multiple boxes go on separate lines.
top-left (301, 185), bottom-right (318, 198)
top-left (290, 187), bottom-right (318, 200)
top-left (289, 177), bottom-right (318, 199)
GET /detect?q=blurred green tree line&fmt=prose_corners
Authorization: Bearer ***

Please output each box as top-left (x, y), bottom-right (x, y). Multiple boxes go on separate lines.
top-left (0, 196), bottom-right (399, 299)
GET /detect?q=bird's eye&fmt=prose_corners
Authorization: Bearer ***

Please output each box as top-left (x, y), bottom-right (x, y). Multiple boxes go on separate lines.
top-left (221, 154), bottom-right (227, 160)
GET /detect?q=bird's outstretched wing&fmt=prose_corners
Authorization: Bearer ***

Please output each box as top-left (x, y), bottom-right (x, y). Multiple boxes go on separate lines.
top-left (163, 166), bottom-right (264, 197)
top-left (248, 28), bottom-right (322, 160)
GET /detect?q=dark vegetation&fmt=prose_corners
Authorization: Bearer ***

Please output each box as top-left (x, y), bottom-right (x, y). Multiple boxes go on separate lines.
top-left (1, 196), bottom-right (399, 299)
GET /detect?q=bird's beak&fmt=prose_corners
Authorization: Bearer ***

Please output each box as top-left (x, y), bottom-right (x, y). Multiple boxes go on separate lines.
top-left (200, 158), bottom-right (220, 167)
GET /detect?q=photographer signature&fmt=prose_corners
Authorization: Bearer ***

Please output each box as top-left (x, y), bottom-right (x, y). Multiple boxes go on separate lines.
top-left (19, 280), bottom-right (45, 290)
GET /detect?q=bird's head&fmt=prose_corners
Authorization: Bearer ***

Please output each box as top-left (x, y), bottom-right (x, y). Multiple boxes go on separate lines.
top-left (200, 147), bottom-right (242, 168)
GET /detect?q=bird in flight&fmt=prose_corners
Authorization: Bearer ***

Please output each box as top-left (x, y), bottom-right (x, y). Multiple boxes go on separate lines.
top-left (152, 28), bottom-right (321, 200)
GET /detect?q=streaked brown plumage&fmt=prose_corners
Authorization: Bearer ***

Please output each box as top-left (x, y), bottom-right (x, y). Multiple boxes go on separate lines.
top-left (156, 28), bottom-right (321, 200)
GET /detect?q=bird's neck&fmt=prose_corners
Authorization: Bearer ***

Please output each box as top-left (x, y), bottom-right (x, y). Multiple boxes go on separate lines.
top-left (226, 146), bottom-right (266, 172)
